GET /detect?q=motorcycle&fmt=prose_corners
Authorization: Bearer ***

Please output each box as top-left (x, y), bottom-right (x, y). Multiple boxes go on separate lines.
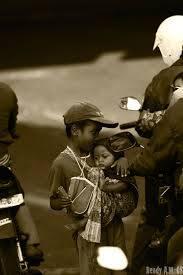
top-left (0, 165), bottom-right (42, 275)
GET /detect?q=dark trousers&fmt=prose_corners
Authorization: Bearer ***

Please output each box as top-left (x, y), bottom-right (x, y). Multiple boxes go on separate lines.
top-left (128, 176), bottom-right (169, 275)
top-left (129, 222), bottom-right (167, 275)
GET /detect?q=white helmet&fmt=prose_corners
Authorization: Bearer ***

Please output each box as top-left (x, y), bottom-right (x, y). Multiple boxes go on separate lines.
top-left (153, 15), bottom-right (183, 66)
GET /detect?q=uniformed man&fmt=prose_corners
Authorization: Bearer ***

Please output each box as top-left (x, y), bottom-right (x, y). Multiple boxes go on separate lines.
top-left (128, 16), bottom-right (183, 275)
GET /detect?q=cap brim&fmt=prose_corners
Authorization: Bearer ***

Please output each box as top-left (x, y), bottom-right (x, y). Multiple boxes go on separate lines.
top-left (89, 117), bottom-right (119, 128)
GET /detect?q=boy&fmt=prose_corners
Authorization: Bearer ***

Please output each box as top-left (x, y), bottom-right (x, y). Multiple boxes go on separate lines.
top-left (49, 102), bottom-right (127, 275)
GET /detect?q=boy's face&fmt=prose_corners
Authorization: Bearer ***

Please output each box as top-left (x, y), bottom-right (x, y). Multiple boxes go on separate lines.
top-left (94, 145), bottom-right (115, 169)
top-left (77, 121), bottom-right (102, 153)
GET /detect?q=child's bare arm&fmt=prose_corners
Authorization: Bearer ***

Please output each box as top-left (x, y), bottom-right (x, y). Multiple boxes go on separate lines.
top-left (49, 161), bottom-right (71, 210)
top-left (102, 180), bottom-right (128, 193)
top-left (50, 191), bottom-right (71, 210)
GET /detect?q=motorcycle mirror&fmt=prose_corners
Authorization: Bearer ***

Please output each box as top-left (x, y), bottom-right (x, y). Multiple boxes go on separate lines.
top-left (108, 132), bottom-right (137, 152)
top-left (119, 96), bottom-right (142, 111)
top-left (97, 246), bottom-right (128, 271)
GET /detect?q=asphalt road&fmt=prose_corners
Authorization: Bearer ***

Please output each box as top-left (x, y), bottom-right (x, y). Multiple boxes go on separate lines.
top-left (0, 19), bottom-right (166, 273)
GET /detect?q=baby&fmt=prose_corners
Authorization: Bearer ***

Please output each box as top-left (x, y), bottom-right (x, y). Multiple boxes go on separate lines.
top-left (66, 136), bottom-right (138, 231)
top-left (93, 137), bottom-right (138, 221)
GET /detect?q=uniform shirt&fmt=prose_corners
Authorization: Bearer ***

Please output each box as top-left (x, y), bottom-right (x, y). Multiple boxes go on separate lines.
top-left (130, 98), bottom-right (183, 176)
top-left (143, 57), bottom-right (183, 112)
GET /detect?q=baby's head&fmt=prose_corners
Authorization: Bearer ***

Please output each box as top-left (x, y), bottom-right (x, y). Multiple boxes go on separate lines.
top-left (169, 72), bottom-right (183, 108)
top-left (173, 72), bottom-right (183, 89)
top-left (93, 138), bottom-right (123, 169)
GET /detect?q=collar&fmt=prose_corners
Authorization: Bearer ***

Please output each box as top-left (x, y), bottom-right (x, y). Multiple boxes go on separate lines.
top-left (66, 146), bottom-right (90, 159)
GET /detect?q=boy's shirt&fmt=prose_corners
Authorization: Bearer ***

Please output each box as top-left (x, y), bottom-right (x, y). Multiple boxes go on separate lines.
top-left (49, 152), bottom-right (81, 196)
top-left (49, 150), bottom-right (94, 214)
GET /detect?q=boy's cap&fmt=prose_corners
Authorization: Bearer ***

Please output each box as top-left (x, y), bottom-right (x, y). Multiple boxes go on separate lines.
top-left (63, 102), bottom-right (118, 128)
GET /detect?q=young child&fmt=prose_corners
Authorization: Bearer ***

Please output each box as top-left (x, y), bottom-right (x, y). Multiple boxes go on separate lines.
top-left (93, 137), bottom-right (138, 220)
top-left (49, 102), bottom-right (125, 275)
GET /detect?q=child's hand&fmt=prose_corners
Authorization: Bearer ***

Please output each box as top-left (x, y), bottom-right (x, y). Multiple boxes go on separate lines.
top-left (111, 157), bottom-right (129, 177)
top-left (58, 197), bottom-right (72, 208)
top-left (101, 184), bottom-right (108, 192)
top-left (99, 169), bottom-right (105, 189)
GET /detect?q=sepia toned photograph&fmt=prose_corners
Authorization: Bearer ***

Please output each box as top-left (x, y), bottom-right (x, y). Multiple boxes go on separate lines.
top-left (0, 1), bottom-right (182, 274)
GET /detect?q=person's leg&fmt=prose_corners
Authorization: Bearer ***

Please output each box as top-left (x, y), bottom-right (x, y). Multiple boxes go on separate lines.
top-left (77, 233), bottom-right (93, 275)
top-left (77, 232), bottom-right (107, 275)
top-left (0, 238), bottom-right (21, 275)
top-left (77, 229), bottom-right (115, 275)
top-left (167, 227), bottom-right (183, 265)
top-left (149, 215), bottom-right (181, 249)
top-left (65, 217), bottom-right (88, 231)
top-left (16, 204), bottom-right (40, 246)
top-left (16, 204), bottom-right (44, 267)
top-left (106, 217), bottom-right (127, 275)
top-left (129, 222), bottom-right (158, 275)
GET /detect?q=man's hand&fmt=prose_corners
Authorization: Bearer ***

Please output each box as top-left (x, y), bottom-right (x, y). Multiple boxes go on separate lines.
top-left (138, 119), bottom-right (155, 132)
top-left (25, 244), bottom-right (44, 266)
top-left (135, 110), bottom-right (154, 138)
top-left (111, 157), bottom-right (129, 177)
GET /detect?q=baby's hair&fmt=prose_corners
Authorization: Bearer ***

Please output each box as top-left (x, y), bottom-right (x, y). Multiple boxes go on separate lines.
top-left (92, 137), bottom-right (124, 161)
top-left (173, 72), bottom-right (183, 83)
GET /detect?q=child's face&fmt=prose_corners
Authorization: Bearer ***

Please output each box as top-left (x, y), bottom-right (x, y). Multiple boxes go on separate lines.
top-left (174, 77), bottom-right (183, 89)
top-left (94, 145), bottom-right (115, 169)
top-left (77, 121), bottom-right (102, 153)
top-left (169, 77), bottom-right (183, 108)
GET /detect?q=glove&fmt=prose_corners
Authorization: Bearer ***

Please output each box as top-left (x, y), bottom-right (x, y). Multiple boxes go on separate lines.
top-left (135, 119), bottom-right (154, 138)
top-left (25, 245), bottom-right (44, 266)
top-left (135, 110), bottom-right (154, 138)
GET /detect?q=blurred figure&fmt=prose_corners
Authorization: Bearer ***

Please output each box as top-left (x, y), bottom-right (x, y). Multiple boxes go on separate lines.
top-left (0, 82), bottom-right (43, 273)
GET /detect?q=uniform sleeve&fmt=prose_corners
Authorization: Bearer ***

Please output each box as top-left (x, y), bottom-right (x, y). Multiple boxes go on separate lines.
top-left (130, 109), bottom-right (177, 176)
top-left (8, 93), bottom-right (18, 138)
top-left (142, 68), bottom-right (172, 112)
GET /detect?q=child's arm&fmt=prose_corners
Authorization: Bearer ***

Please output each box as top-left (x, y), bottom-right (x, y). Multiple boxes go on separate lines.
top-left (49, 160), bottom-right (71, 210)
top-left (101, 180), bottom-right (128, 193)
top-left (50, 190), bottom-right (71, 210)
